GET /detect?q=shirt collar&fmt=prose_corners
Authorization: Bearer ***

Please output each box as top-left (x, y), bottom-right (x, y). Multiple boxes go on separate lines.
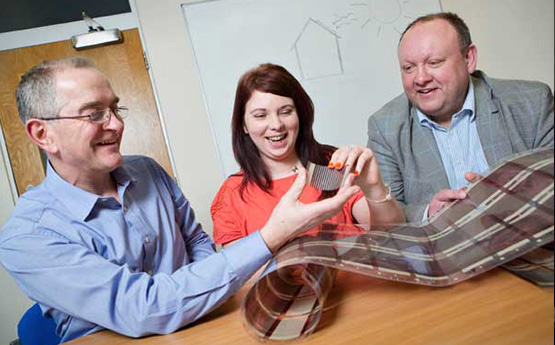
top-left (417, 78), bottom-right (476, 129)
top-left (111, 162), bottom-right (135, 186)
top-left (43, 161), bottom-right (134, 221)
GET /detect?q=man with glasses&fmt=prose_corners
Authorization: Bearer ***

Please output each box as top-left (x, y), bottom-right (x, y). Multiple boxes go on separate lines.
top-left (0, 57), bottom-right (361, 342)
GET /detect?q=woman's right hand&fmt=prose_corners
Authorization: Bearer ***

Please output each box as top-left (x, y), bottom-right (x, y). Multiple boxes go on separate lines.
top-left (329, 146), bottom-right (405, 225)
top-left (259, 166), bottom-right (360, 253)
top-left (329, 145), bottom-right (388, 200)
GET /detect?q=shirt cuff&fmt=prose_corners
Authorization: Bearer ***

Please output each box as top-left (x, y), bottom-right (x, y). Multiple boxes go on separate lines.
top-left (220, 231), bottom-right (272, 282)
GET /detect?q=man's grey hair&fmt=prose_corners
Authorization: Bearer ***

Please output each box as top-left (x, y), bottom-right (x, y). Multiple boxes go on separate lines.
top-left (16, 56), bottom-right (97, 123)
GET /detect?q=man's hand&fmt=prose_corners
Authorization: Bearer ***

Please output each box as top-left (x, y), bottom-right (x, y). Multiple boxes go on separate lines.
top-left (260, 167), bottom-right (360, 253)
top-left (427, 171), bottom-right (483, 218)
top-left (464, 172), bottom-right (483, 184)
top-left (428, 188), bottom-right (467, 218)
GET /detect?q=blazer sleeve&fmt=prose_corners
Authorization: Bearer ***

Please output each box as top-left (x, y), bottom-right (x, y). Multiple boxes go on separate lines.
top-left (367, 113), bottom-right (428, 223)
top-left (534, 84), bottom-right (554, 148)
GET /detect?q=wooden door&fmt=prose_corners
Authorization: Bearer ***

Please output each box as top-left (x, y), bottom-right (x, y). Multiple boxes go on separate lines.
top-left (0, 28), bottom-right (173, 195)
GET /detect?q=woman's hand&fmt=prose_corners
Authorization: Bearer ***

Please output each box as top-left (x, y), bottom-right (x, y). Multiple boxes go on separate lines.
top-left (328, 146), bottom-right (405, 225)
top-left (328, 146), bottom-right (388, 200)
top-left (260, 166), bottom-right (360, 253)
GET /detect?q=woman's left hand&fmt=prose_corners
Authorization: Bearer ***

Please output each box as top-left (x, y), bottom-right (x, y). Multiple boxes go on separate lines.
top-left (329, 146), bottom-right (388, 200)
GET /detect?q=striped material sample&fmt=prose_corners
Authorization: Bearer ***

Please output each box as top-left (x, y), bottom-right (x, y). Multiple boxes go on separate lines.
top-left (241, 148), bottom-right (554, 342)
top-left (307, 162), bottom-right (346, 191)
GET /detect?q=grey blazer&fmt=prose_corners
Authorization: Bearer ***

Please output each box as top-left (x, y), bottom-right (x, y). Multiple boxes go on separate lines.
top-left (367, 71), bottom-right (554, 222)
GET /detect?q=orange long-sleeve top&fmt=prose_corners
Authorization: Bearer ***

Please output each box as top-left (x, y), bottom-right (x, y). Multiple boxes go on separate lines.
top-left (211, 173), bottom-right (364, 245)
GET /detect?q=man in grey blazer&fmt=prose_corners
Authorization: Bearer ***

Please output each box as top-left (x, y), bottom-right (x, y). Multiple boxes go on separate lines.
top-left (367, 12), bottom-right (554, 223)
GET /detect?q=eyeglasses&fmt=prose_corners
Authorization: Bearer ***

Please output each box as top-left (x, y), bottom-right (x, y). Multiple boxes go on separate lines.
top-left (41, 106), bottom-right (128, 124)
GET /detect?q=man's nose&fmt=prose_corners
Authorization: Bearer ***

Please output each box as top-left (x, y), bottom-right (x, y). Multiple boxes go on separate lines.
top-left (415, 66), bottom-right (432, 85)
top-left (103, 110), bottom-right (124, 132)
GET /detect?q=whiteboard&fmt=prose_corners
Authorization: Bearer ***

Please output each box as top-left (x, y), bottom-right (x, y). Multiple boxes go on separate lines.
top-left (182, 0), bottom-right (442, 177)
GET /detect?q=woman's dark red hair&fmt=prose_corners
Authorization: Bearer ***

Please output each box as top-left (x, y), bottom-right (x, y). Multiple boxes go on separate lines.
top-left (231, 63), bottom-right (335, 197)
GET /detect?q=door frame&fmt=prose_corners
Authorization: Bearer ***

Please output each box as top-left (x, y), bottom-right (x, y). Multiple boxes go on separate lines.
top-left (0, 122), bottom-right (17, 204)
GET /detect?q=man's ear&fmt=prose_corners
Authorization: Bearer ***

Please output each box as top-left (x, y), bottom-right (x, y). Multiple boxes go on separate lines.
top-left (25, 119), bottom-right (58, 154)
top-left (465, 43), bottom-right (478, 74)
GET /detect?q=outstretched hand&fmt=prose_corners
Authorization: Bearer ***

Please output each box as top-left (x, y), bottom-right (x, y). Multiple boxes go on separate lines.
top-left (260, 166), bottom-right (360, 253)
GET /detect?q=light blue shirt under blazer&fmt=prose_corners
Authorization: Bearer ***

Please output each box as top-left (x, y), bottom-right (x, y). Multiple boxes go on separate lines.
top-left (417, 79), bottom-right (490, 190)
top-left (0, 156), bottom-right (271, 342)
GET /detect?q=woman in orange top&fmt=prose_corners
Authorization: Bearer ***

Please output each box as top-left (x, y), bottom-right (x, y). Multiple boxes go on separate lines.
top-left (211, 64), bottom-right (404, 246)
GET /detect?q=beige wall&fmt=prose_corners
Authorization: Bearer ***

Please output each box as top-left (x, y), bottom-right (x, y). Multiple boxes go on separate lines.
top-left (0, 0), bottom-right (552, 342)
top-left (133, 0), bottom-right (223, 235)
top-left (443, 0), bottom-right (554, 88)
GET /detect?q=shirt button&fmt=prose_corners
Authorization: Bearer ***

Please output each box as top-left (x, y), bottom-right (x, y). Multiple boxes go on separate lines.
top-left (123, 206), bottom-right (129, 212)
top-left (147, 270), bottom-right (153, 275)
top-left (145, 236), bottom-right (150, 244)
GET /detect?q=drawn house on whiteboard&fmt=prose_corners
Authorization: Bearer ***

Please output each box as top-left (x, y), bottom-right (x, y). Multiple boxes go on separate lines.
top-left (292, 18), bottom-right (344, 80)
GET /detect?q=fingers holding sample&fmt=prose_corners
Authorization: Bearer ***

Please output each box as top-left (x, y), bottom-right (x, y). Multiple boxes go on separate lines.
top-left (260, 166), bottom-right (360, 252)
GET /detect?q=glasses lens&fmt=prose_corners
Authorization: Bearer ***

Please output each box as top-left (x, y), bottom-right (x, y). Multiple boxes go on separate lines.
top-left (115, 107), bottom-right (128, 120)
top-left (89, 110), bottom-right (108, 123)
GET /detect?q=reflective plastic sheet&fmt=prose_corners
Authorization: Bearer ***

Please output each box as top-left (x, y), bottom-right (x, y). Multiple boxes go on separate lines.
top-left (241, 148), bottom-right (554, 342)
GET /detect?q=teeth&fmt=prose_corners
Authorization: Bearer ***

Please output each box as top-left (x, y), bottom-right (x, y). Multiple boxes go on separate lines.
top-left (267, 134), bottom-right (286, 142)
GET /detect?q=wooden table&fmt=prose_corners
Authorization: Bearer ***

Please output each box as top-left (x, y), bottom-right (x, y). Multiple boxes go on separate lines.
top-left (68, 268), bottom-right (554, 345)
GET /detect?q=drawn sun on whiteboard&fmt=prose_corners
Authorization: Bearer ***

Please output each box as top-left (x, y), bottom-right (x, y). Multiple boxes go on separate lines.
top-left (351, 0), bottom-right (415, 37)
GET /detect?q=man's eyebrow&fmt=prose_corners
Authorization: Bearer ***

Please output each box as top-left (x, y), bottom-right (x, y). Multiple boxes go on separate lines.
top-left (78, 101), bottom-right (103, 112)
top-left (78, 97), bottom-right (120, 112)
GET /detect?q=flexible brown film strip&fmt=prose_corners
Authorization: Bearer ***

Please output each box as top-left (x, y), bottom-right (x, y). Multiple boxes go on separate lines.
top-left (241, 148), bottom-right (554, 342)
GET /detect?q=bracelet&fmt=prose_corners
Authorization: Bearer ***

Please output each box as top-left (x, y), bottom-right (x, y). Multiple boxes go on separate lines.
top-left (366, 185), bottom-right (392, 204)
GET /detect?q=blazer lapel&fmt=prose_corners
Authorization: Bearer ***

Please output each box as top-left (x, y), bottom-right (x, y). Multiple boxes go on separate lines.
top-left (473, 74), bottom-right (514, 167)
top-left (409, 106), bottom-right (450, 190)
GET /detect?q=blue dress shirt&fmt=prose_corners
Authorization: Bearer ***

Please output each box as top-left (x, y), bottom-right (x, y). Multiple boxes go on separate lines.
top-left (0, 156), bottom-right (271, 342)
top-left (417, 80), bottom-right (490, 190)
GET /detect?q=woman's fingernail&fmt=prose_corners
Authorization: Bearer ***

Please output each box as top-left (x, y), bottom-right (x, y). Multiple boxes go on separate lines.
top-left (354, 170), bottom-right (360, 177)
top-left (335, 162), bottom-right (342, 169)
top-left (328, 162), bottom-right (335, 168)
